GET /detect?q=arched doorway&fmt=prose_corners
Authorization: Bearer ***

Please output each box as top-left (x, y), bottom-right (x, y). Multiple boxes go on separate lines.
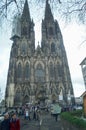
top-left (23, 95), bottom-right (29, 105)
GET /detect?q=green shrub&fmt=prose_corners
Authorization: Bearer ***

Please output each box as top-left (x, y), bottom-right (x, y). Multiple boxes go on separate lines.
top-left (61, 111), bottom-right (86, 130)
top-left (70, 110), bottom-right (83, 117)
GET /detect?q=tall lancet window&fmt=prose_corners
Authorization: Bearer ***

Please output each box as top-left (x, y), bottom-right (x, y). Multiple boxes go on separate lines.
top-left (14, 88), bottom-right (22, 106)
top-left (51, 43), bottom-right (55, 53)
top-left (49, 62), bottom-right (54, 79)
top-left (24, 62), bottom-right (30, 79)
top-left (17, 63), bottom-right (22, 79)
top-left (49, 27), bottom-right (53, 35)
top-left (35, 64), bottom-right (45, 82)
top-left (12, 45), bottom-right (18, 57)
top-left (21, 23), bottom-right (28, 36)
top-left (21, 43), bottom-right (27, 55)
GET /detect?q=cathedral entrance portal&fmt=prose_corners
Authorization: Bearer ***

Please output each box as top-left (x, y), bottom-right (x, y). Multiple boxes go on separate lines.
top-left (35, 85), bottom-right (48, 106)
top-left (23, 95), bottom-right (29, 105)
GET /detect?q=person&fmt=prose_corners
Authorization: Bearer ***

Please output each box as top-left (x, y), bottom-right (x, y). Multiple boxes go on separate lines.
top-left (51, 101), bottom-right (62, 122)
top-left (36, 108), bottom-right (40, 121)
top-left (24, 109), bottom-right (30, 120)
top-left (33, 106), bottom-right (37, 120)
top-left (10, 113), bottom-right (20, 130)
top-left (0, 113), bottom-right (10, 130)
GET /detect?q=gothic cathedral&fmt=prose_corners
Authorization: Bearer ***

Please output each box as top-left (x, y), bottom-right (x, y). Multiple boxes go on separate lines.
top-left (5, 0), bottom-right (75, 107)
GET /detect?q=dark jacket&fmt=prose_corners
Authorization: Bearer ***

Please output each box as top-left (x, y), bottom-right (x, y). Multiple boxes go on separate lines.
top-left (0, 119), bottom-right (10, 130)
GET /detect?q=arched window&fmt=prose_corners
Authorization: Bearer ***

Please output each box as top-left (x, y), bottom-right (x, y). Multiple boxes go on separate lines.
top-left (21, 23), bottom-right (28, 36)
top-left (57, 64), bottom-right (62, 77)
top-left (49, 27), bottom-right (53, 35)
top-left (23, 95), bottom-right (29, 104)
top-left (21, 43), bottom-right (27, 55)
top-left (35, 64), bottom-right (45, 82)
top-left (11, 44), bottom-right (18, 57)
top-left (24, 62), bottom-right (30, 79)
top-left (49, 62), bottom-right (54, 78)
top-left (23, 26), bottom-right (27, 35)
top-left (14, 88), bottom-right (22, 106)
top-left (17, 63), bottom-right (22, 78)
top-left (51, 43), bottom-right (55, 52)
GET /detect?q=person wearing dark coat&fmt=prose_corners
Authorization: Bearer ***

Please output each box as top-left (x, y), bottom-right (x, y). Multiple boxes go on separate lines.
top-left (0, 113), bottom-right (10, 130)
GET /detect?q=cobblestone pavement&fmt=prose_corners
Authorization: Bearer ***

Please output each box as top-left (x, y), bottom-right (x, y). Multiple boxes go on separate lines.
top-left (20, 112), bottom-right (64, 130)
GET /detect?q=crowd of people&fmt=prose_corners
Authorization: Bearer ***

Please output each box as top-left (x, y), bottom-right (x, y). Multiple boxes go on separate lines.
top-left (0, 104), bottom-right (44, 130)
top-left (0, 102), bottom-right (62, 130)
top-left (24, 105), bottom-right (41, 121)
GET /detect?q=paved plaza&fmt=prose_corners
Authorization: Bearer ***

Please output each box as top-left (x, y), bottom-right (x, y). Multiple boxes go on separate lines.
top-left (20, 112), bottom-right (64, 130)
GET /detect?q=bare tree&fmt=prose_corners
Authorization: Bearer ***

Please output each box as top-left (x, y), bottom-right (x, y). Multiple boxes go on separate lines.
top-left (61, 0), bottom-right (86, 24)
top-left (0, 0), bottom-right (86, 25)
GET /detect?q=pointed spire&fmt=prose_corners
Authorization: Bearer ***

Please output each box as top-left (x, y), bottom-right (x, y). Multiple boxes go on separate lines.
top-left (22, 0), bottom-right (31, 22)
top-left (45, 0), bottom-right (54, 21)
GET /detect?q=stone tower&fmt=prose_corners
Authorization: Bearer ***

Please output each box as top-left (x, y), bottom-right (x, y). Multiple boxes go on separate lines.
top-left (5, 0), bottom-right (75, 107)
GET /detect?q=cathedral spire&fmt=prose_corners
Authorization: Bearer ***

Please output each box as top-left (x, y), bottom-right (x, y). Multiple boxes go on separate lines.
top-left (21, 0), bottom-right (31, 22)
top-left (44, 0), bottom-right (54, 21)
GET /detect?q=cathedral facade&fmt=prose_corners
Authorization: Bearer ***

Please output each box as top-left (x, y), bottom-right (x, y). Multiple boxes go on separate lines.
top-left (5, 0), bottom-right (75, 107)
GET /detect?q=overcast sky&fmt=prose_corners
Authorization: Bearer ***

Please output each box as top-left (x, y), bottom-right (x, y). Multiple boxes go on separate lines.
top-left (61, 22), bottom-right (86, 97)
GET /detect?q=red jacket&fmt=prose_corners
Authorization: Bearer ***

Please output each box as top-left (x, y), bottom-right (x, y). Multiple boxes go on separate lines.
top-left (10, 119), bottom-right (20, 130)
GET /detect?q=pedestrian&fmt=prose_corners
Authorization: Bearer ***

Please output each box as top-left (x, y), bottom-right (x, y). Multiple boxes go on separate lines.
top-left (28, 108), bottom-right (31, 120)
top-left (51, 101), bottom-right (61, 122)
top-left (36, 108), bottom-right (40, 121)
top-left (0, 113), bottom-right (10, 130)
top-left (33, 106), bottom-right (37, 120)
top-left (10, 113), bottom-right (20, 130)
top-left (24, 109), bottom-right (30, 120)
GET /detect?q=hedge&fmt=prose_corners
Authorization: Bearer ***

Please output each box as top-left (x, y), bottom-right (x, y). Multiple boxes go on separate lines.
top-left (61, 111), bottom-right (86, 130)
